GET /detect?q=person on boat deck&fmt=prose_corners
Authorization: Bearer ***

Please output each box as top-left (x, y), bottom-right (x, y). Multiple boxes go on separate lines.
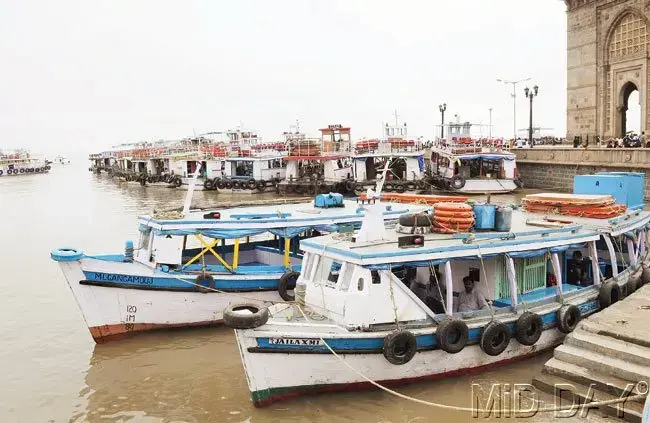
top-left (455, 276), bottom-right (488, 312)
top-left (425, 270), bottom-right (447, 314)
top-left (568, 251), bottom-right (591, 286)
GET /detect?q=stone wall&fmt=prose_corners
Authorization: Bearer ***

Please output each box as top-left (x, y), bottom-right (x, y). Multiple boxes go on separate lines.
top-left (514, 147), bottom-right (650, 197)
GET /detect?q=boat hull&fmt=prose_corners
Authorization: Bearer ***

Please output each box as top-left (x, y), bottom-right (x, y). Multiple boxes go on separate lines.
top-left (456, 179), bottom-right (517, 194)
top-left (56, 258), bottom-right (284, 343)
top-left (236, 327), bottom-right (563, 407)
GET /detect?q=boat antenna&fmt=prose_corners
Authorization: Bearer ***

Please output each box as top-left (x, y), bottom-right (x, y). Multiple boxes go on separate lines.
top-left (182, 161), bottom-right (202, 215)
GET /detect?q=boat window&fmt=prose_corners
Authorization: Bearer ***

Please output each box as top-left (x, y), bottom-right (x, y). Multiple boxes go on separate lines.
top-left (371, 270), bottom-right (381, 284)
top-left (338, 262), bottom-right (354, 291)
top-left (302, 253), bottom-right (315, 281)
top-left (357, 277), bottom-right (365, 291)
top-left (140, 231), bottom-right (151, 251)
top-left (313, 256), bottom-right (343, 286)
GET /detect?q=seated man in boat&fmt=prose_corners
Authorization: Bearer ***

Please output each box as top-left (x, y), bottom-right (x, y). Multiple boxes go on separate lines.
top-left (454, 276), bottom-right (488, 313)
top-left (567, 251), bottom-right (591, 286)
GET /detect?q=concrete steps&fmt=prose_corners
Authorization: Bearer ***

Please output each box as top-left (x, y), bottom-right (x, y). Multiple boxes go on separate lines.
top-left (534, 373), bottom-right (644, 422)
top-left (532, 286), bottom-right (650, 422)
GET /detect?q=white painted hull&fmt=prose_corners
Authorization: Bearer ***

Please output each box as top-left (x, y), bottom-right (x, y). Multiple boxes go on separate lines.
top-left (57, 258), bottom-right (281, 342)
top-left (235, 327), bottom-right (563, 406)
top-left (457, 179), bottom-right (517, 194)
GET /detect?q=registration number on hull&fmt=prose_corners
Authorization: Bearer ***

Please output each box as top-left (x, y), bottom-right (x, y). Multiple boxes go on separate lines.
top-left (268, 338), bottom-right (323, 346)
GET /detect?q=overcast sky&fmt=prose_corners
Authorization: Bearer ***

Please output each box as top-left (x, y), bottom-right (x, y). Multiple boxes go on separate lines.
top-left (0, 0), bottom-right (568, 156)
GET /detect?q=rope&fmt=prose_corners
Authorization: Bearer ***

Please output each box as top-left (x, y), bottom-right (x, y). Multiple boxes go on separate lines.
top-left (293, 305), bottom-right (646, 414)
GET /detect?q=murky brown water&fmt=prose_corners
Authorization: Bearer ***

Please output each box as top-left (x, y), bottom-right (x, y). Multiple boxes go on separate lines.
top-left (0, 164), bottom-right (607, 422)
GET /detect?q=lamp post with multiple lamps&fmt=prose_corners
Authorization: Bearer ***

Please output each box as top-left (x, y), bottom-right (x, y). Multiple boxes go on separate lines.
top-left (524, 85), bottom-right (539, 147)
top-left (438, 103), bottom-right (446, 140)
top-left (497, 77), bottom-right (530, 145)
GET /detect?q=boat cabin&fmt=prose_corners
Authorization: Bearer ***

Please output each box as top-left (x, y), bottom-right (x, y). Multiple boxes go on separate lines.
top-left (297, 208), bottom-right (650, 328)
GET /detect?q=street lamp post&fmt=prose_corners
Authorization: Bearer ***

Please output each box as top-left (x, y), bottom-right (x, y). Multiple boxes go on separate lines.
top-left (524, 85), bottom-right (539, 147)
top-left (438, 103), bottom-right (447, 140)
top-left (497, 77), bottom-right (530, 144)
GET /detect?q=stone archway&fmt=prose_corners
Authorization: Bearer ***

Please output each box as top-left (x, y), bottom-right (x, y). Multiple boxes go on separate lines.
top-left (619, 81), bottom-right (640, 136)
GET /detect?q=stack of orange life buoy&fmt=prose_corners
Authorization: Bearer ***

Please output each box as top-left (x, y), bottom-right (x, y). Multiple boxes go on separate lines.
top-left (522, 194), bottom-right (626, 219)
top-left (432, 202), bottom-right (474, 233)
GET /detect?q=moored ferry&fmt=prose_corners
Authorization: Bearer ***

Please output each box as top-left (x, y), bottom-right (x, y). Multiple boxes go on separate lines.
top-left (429, 119), bottom-right (519, 194)
top-left (50, 186), bottom-right (430, 343)
top-left (0, 149), bottom-right (51, 176)
top-left (278, 124), bottom-right (354, 195)
top-left (228, 183), bottom-right (650, 406)
top-left (353, 118), bottom-right (427, 194)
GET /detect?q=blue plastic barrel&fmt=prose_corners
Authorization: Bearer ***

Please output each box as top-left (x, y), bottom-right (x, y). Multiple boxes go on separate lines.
top-left (473, 204), bottom-right (496, 230)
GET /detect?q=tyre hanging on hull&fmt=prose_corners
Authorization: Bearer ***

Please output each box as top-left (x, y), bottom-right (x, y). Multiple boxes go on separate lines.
top-left (480, 320), bottom-right (510, 356)
top-left (557, 304), bottom-right (580, 334)
top-left (514, 312), bottom-right (543, 346)
top-left (436, 318), bottom-right (468, 353)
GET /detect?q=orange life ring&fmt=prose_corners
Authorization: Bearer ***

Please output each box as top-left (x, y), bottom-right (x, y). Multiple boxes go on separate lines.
top-left (435, 216), bottom-right (474, 225)
top-left (435, 202), bottom-right (473, 212)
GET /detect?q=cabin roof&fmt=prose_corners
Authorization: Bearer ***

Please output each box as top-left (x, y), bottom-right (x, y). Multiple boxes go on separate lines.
top-left (138, 200), bottom-right (430, 233)
top-left (300, 209), bottom-right (650, 265)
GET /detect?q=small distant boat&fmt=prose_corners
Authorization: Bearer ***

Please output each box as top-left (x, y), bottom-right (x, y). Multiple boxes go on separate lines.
top-left (55, 155), bottom-right (70, 165)
top-left (0, 149), bottom-right (51, 177)
top-left (228, 187), bottom-right (650, 407)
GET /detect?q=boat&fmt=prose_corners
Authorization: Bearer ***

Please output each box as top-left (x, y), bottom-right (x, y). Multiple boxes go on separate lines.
top-left (0, 149), bottom-right (51, 176)
top-left (50, 172), bottom-right (430, 342)
top-left (353, 118), bottom-right (429, 193)
top-left (277, 124), bottom-right (354, 195)
top-left (429, 117), bottom-right (519, 194)
top-left (228, 185), bottom-right (650, 407)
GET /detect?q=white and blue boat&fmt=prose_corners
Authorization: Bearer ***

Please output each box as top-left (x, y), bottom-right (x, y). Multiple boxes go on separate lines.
top-left (229, 195), bottom-right (650, 407)
top-left (51, 192), bottom-right (429, 343)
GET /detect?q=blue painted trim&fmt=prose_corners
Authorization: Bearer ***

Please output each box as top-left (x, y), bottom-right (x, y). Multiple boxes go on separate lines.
top-left (301, 232), bottom-right (601, 261)
top-left (232, 213), bottom-right (292, 219)
top-left (51, 248), bottom-right (84, 262)
top-left (84, 254), bottom-right (126, 262)
top-left (82, 271), bottom-right (287, 290)
top-left (255, 299), bottom-right (601, 352)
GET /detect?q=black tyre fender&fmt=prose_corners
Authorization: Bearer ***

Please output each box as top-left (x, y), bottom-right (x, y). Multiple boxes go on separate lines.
top-left (557, 304), bottom-right (581, 334)
top-left (382, 330), bottom-right (418, 365)
top-left (246, 179), bottom-right (257, 190)
top-left (294, 184), bottom-right (304, 194)
top-left (203, 178), bottom-right (214, 190)
top-left (45, 165), bottom-right (51, 170)
top-left (436, 318), bottom-right (469, 354)
top-left (147, 176), bottom-right (154, 183)
top-left (344, 179), bottom-right (355, 192)
top-left (278, 271), bottom-right (299, 301)
top-left (232, 180), bottom-right (241, 189)
top-left (224, 180), bottom-right (233, 189)
top-left (642, 265), bottom-right (650, 286)
top-left (399, 213), bottom-right (432, 227)
top-left (0, 170), bottom-right (3, 176)
top-left (479, 320), bottom-right (510, 356)
top-left (406, 181), bottom-right (417, 190)
top-left (140, 178), bottom-right (146, 186)
top-left (598, 280), bottom-right (621, 308)
top-left (223, 303), bottom-right (269, 329)
top-left (383, 182), bottom-right (395, 192)
top-left (173, 177), bottom-right (182, 188)
top-left (514, 311), bottom-right (543, 346)
top-left (19, 168), bottom-right (25, 173)
top-left (216, 179), bottom-right (226, 189)
top-left (628, 270), bottom-right (641, 294)
top-left (195, 273), bottom-right (215, 293)
top-left (450, 175), bottom-right (466, 190)
top-left (256, 180), bottom-right (266, 191)
top-left (35, 167), bottom-right (41, 173)
top-left (395, 183), bottom-right (406, 193)
top-left (306, 184), bottom-right (316, 195)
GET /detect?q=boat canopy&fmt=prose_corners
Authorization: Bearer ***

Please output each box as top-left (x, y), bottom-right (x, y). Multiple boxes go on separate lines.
top-left (142, 223), bottom-right (342, 240)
